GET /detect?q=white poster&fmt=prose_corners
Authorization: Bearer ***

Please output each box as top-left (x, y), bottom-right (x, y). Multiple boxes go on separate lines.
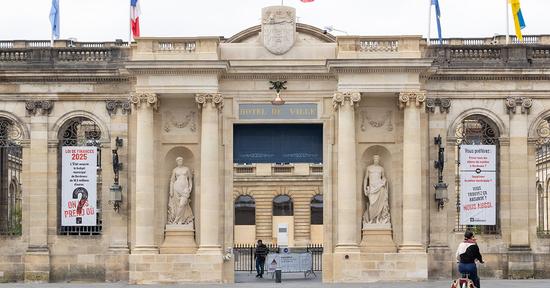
top-left (61, 146), bottom-right (98, 226)
top-left (266, 253), bottom-right (313, 273)
top-left (459, 145), bottom-right (496, 225)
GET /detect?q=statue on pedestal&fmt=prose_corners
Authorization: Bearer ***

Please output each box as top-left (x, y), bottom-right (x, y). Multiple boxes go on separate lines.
top-left (167, 157), bottom-right (194, 226)
top-left (362, 155), bottom-right (391, 226)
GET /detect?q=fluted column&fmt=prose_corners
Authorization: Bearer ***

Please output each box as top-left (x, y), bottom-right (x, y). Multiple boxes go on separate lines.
top-left (399, 91), bottom-right (426, 252)
top-left (196, 93), bottom-right (223, 254)
top-left (333, 92), bottom-right (361, 251)
top-left (130, 93), bottom-right (159, 253)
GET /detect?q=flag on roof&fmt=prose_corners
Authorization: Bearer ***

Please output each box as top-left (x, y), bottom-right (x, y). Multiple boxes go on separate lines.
top-left (49, 0), bottom-right (60, 40)
top-left (130, 0), bottom-right (141, 38)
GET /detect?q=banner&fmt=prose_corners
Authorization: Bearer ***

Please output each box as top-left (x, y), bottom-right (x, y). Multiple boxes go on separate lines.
top-left (459, 145), bottom-right (496, 225)
top-left (61, 146), bottom-right (97, 226)
top-left (266, 253), bottom-right (313, 273)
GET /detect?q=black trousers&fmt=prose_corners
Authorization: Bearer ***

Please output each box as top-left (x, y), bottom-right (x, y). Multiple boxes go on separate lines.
top-left (255, 257), bottom-right (266, 276)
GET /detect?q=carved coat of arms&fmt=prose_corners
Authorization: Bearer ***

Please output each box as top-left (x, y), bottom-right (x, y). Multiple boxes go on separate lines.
top-left (261, 6), bottom-right (296, 55)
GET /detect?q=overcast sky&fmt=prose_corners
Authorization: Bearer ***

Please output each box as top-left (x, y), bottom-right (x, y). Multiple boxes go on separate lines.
top-left (0, 0), bottom-right (549, 41)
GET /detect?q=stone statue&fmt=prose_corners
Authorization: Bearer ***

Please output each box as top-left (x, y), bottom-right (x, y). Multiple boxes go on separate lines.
top-left (167, 157), bottom-right (194, 226)
top-left (362, 155), bottom-right (391, 225)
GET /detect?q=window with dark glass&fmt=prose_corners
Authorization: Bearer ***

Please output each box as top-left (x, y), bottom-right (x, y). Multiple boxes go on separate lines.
top-left (0, 118), bottom-right (23, 236)
top-left (310, 194), bottom-right (323, 225)
top-left (273, 195), bottom-right (293, 216)
top-left (235, 195), bottom-right (255, 225)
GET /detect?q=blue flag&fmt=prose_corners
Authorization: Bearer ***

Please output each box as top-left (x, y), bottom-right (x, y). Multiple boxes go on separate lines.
top-left (49, 0), bottom-right (60, 40)
top-left (432, 0), bottom-right (443, 44)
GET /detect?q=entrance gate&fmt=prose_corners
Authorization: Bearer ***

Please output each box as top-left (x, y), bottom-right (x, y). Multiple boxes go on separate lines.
top-left (233, 244), bottom-right (323, 272)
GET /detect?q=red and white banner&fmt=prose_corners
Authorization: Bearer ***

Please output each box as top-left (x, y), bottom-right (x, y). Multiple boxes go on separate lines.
top-left (130, 0), bottom-right (141, 38)
top-left (61, 146), bottom-right (97, 226)
top-left (459, 145), bottom-right (496, 225)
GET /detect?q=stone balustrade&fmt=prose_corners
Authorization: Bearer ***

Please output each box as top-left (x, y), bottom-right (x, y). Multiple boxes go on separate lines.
top-left (0, 47), bottom-right (127, 65)
top-left (337, 36), bottom-right (422, 59)
top-left (233, 163), bottom-right (323, 177)
top-left (132, 37), bottom-right (220, 61)
top-left (428, 35), bottom-right (550, 46)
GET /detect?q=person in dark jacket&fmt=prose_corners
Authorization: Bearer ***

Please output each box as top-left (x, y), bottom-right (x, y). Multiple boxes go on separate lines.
top-left (254, 239), bottom-right (269, 278)
top-left (456, 230), bottom-right (484, 288)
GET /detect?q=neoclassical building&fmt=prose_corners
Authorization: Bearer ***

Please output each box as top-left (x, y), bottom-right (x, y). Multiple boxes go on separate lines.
top-left (1, 5), bottom-right (550, 284)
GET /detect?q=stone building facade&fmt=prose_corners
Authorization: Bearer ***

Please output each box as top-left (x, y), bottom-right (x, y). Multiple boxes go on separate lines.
top-left (1, 5), bottom-right (550, 284)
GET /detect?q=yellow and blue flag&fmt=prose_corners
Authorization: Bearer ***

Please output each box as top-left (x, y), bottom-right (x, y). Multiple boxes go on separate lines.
top-left (432, 0), bottom-right (443, 44)
top-left (509, 0), bottom-right (526, 42)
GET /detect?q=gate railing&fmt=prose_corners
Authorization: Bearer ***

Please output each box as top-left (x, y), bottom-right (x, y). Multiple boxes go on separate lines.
top-left (233, 244), bottom-right (323, 272)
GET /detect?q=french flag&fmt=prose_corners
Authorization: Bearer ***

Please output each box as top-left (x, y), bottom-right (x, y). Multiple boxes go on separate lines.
top-left (130, 0), bottom-right (141, 38)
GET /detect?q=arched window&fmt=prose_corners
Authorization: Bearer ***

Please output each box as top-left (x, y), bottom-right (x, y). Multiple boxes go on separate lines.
top-left (235, 195), bottom-right (255, 225)
top-left (58, 117), bottom-right (102, 235)
top-left (0, 118), bottom-right (23, 236)
top-left (273, 195), bottom-right (293, 216)
top-left (310, 194), bottom-right (323, 225)
top-left (455, 115), bottom-right (500, 234)
top-left (535, 118), bottom-right (550, 236)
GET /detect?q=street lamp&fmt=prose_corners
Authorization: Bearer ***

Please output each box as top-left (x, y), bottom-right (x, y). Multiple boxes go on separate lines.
top-left (270, 80), bottom-right (287, 105)
top-left (109, 137), bottom-right (123, 212)
top-left (434, 135), bottom-right (448, 210)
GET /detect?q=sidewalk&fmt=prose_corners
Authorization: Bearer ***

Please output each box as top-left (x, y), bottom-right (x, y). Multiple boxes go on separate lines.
top-left (1, 280), bottom-right (550, 288)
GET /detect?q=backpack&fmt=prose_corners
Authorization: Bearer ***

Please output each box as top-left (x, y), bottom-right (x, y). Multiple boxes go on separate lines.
top-left (450, 277), bottom-right (476, 288)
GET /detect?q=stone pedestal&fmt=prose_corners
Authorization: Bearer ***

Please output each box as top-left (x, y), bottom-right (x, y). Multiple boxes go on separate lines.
top-left (24, 248), bottom-right (50, 282)
top-left (160, 225), bottom-right (197, 254)
top-left (360, 225), bottom-right (397, 253)
top-left (508, 246), bottom-right (534, 279)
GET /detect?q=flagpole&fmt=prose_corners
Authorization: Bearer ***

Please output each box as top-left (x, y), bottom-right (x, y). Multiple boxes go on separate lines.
top-left (506, 0), bottom-right (510, 44)
top-left (427, 0), bottom-right (432, 46)
top-left (129, 3), bottom-right (132, 44)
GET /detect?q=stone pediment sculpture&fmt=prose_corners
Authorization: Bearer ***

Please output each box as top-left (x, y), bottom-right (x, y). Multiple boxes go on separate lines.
top-left (167, 157), bottom-right (194, 227)
top-left (261, 6), bottom-right (296, 55)
top-left (362, 155), bottom-right (391, 226)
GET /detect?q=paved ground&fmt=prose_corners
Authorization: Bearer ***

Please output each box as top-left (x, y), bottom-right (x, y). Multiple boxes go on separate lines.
top-left (2, 278), bottom-right (550, 288)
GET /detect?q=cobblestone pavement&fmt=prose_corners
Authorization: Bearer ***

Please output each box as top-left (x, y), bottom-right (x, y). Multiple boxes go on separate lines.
top-left (2, 279), bottom-right (550, 288)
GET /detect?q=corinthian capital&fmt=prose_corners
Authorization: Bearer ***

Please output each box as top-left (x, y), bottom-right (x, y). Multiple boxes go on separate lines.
top-left (129, 92), bottom-right (159, 110)
top-left (332, 92), bottom-right (361, 110)
top-left (195, 93), bottom-right (223, 111)
top-left (398, 91), bottom-right (426, 109)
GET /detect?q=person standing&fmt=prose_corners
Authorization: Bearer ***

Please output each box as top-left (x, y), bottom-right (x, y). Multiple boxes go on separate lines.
top-left (456, 230), bottom-right (484, 288)
top-left (254, 239), bottom-right (269, 278)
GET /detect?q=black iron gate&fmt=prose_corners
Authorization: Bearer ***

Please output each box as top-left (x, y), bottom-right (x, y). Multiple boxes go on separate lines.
top-left (233, 244), bottom-right (323, 272)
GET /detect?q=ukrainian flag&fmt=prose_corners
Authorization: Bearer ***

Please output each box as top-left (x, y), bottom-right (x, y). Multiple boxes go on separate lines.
top-left (509, 0), bottom-right (526, 42)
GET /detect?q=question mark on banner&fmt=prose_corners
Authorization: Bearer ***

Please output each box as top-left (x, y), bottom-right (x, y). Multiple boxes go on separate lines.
top-left (72, 187), bottom-right (89, 224)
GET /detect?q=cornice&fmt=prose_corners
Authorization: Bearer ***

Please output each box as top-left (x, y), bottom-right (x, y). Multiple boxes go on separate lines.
top-left (220, 73), bottom-right (336, 81)
top-left (427, 74), bottom-right (550, 81)
top-left (327, 58), bottom-right (433, 73)
top-left (125, 60), bottom-right (228, 75)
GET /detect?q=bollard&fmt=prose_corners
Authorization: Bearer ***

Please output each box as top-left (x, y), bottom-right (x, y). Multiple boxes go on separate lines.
top-left (275, 268), bottom-right (282, 283)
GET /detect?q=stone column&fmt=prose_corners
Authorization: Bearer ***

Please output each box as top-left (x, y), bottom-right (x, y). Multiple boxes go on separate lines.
top-left (333, 92), bottom-right (361, 251)
top-left (505, 96), bottom-right (534, 278)
top-left (129, 93), bottom-right (159, 253)
top-left (24, 100), bottom-right (53, 282)
top-left (196, 93), bottom-right (223, 254)
top-left (399, 91), bottom-right (426, 252)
